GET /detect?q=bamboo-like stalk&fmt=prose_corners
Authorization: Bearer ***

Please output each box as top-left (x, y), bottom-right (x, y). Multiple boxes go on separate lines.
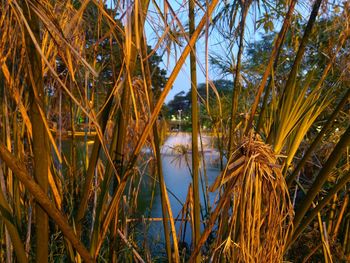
top-left (0, 142), bottom-right (93, 262)
top-left (245, 0), bottom-right (297, 133)
top-left (327, 194), bottom-right (337, 234)
top-left (292, 125), bottom-right (350, 233)
top-left (189, 0), bottom-right (201, 262)
top-left (140, 36), bottom-right (174, 262)
top-left (2, 84), bottom-right (13, 263)
top-left (90, 2), bottom-right (151, 259)
top-left (266, 0), bottom-right (323, 143)
top-left (113, 0), bottom-right (150, 175)
top-left (289, 170), bottom-right (350, 247)
top-left (22, 2), bottom-right (50, 261)
top-left (75, 94), bottom-right (113, 237)
top-left (344, 218), bottom-right (350, 257)
top-left (318, 212), bottom-right (331, 263)
top-left (287, 87), bottom-right (350, 186)
top-left (256, 47), bottom-right (282, 133)
top-left (93, 0), bottom-right (220, 258)
top-left (110, 2), bottom-right (150, 261)
top-left (228, 1), bottom-right (250, 153)
top-left (0, 167), bottom-right (27, 263)
top-left (333, 190), bottom-right (349, 238)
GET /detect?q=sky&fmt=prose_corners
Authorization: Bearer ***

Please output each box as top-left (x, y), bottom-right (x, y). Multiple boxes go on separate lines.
top-left (143, 0), bottom-right (277, 103)
top-left (144, 1), bottom-right (208, 103)
top-left (142, 1), bottom-right (312, 103)
top-left (106, 0), bottom-right (312, 103)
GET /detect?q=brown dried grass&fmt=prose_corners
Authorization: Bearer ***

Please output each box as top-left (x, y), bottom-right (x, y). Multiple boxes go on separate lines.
top-left (210, 132), bottom-right (294, 262)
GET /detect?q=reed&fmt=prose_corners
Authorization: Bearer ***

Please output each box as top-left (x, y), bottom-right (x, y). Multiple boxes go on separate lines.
top-left (0, 0), bottom-right (349, 262)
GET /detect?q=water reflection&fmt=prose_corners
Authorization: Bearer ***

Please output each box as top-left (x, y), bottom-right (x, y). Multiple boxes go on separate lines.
top-left (61, 132), bottom-right (221, 258)
top-left (137, 132), bottom-right (221, 256)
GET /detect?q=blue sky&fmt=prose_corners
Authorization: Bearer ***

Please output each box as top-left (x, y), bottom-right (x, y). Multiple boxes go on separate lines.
top-left (142, 1), bottom-right (312, 103)
top-left (143, 1), bottom-right (278, 103)
top-left (106, 0), bottom-right (311, 103)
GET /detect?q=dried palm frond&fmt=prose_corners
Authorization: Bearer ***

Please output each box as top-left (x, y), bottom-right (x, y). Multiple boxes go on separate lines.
top-left (211, 132), bottom-right (294, 262)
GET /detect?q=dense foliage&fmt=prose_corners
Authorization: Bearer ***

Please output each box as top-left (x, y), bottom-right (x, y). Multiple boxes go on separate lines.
top-left (0, 0), bottom-right (349, 262)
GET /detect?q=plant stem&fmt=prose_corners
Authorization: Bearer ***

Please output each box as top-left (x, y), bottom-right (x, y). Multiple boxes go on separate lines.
top-left (23, 3), bottom-right (50, 261)
top-left (0, 167), bottom-right (27, 263)
top-left (266, 0), bottom-right (323, 143)
top-left (289, 170), bottom-right (350, 247)
top-left (0, 142), bottom-right (93, 262)
top-left (228, 1), bottom-right (249, 153)
top-left (287, 87), bottom-right (350, 186)
top-left (292, 125), bottom-right (350, 232)
top-left (246, 0), bottom-right (297, 133)
top-left (140, 35), bottom-right (174, 262)
top-left (189, 0), bottom-right (201, 261)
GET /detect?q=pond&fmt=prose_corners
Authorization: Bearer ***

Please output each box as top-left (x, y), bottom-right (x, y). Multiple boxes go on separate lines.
top-left (136, 132), bottom-right (221, 257)
top-left (61, 132), bottom-right (221, 259)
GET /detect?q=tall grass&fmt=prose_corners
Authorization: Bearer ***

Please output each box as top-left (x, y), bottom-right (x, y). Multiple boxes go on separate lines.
top-left (0, 0), bottom-right (349, 262)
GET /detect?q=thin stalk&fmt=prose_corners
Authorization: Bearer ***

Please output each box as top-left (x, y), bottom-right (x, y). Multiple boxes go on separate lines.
top-left (0, 142), bottom-right (93, 262)
top-left (23, 3), bottom-right (50, 261)
top-left (113, 0), bottom-right (150, 173)
top-left (75, 95), bottom-right (113, 237)
top-left (333, 190), bottom-right (349, 238)
top-left (256, 43), bottom-right (283, 133)
top-left (290, 170), bottom-right (350, 247)
top-left (90, 112), bottom-right (120, 254)
top-left (0, 179), bottom-right (28, 263)
top-left (228, 1), bottom-right (250, 153)
top-left (327, 194), bottom-right (337, 234)
top-left (293, 125), bottom-right (350, 229)
top-left (140, 37), bottom-right (173, 262)
top-left (245, 0), bottom-right (297, 133)
top-left (317, 213), bottom-right (330, 263)
top-left (287, 87), bottom-right (350, 186)
top-left (25, 206), bottom-right (32, 257)
top-left (109, 2), bottom-right (150, 261)
top-left (3, 87), bottom-right (13, 263)
top-left (199, 129), bottom-right (210, 214)
top-left (266, 0), bottom-right (323, 143)
top-left (69, 97), bottom-right (77, 179)
top-left (344, 216), bottom-right (350, 255)
top-left (93, 0), bottom-right (220, 257)
top-left (189, 0), bottom-right (201, 262)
